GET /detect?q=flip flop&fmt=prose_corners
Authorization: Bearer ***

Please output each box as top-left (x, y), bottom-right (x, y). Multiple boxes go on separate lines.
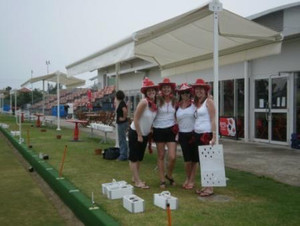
top-left (135, 182), bottom-right (150, 189)
top-left (160, 181), bottom-right (166, 189)
top-left (199, 190), bottom-right (214, 197)
top-left (165, 175), bottom-right (176, 186)
top-left (195, 188), bottom-right (206, 194)
top-left (184, 184), bottom-right (194, 190)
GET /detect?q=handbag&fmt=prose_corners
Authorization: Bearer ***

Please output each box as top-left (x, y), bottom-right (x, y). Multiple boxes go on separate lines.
top-left (103, 147), bottom-right (120, 160)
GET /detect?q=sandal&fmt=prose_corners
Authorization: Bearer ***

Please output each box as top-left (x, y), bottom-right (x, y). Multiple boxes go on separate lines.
top-left (195, 188), bottom-right (206, 194)
top-left (160, 181), bottom-right (166, 189)
top-left (165, 175), bottom-right (176, 186)
top-left (199, 190), bottom-right (214, 197)
top-left (183, 184), bottom-right (194, 190)
top-left (135, 182), bottom-right (150, 189)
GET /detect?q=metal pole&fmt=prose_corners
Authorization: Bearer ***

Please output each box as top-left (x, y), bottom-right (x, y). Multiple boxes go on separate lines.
top-left (46, 60), bottom-right (50, 94)
top-left (31, 70), bottom-right (33, 106)
top-left (114, 63), bottom-right (120, 148)
top-left (209, 0), bottom-right (222, 144)
top-left (15, 90), bottom-right (17, 119)
top-left (244, 61), bottom-right (249, 142)
top-left (42, 80), bottom-right (45, 115)
top-left (9, 91), bottom-right (12, 114)
top-left (56, 72), bottom-right (61, 130)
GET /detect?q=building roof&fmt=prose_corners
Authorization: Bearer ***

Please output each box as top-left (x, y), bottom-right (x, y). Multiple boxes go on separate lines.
top-left (247, 1), bottom-right (300, 20)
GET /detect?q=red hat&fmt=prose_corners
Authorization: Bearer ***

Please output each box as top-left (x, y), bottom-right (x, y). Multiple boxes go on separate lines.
top-left (177, 83), bottom-right (192, 93)
top-left (191, 79), bottom-right (210, 91)
top-left (158, 78), bottom-right (176, 90)
top-left (140, 77), bottom-right (158, 94)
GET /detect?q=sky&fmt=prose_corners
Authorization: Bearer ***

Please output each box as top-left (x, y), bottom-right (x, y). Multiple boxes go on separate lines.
top-left (0, 0), bottom-right (299, 90)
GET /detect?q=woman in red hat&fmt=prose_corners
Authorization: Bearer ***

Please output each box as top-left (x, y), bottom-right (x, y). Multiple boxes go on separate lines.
top-left (176, 83), bottom-right (198, 190)
top-left (192, 78), bottom-right (216, 197)
top-left (153, 78), bottom-right (177, 188)
top-left (128, 77), bottom-right (158, 189)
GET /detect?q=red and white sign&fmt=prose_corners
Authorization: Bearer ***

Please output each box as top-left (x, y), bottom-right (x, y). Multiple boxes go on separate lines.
top-left (219, 117), bottom-right (236, 137)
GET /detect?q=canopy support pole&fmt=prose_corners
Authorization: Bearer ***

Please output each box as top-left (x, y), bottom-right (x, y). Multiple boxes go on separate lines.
top-left (209, 0), bottom-right (222, 144)
top-left (115, 63), bottom-right (120, 148)
top-left (56, 72), bottom-right (61, 131)
top-left (10, 92), bottom-right (12, 114)
top-left (42, 80), bottom-right (45, 115)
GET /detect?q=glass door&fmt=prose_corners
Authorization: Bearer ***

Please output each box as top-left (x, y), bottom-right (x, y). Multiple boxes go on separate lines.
top-left (254, 75), bottom-right (288, 144)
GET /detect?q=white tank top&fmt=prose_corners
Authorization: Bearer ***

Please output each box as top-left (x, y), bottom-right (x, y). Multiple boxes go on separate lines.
top-left (194, 99), bottom-right (212, 134)
top-left (153, 102), bottom-right (175, 128)
top-left (130, 101), bottom-right (157, 136)
top-left (176, 104), bottom-right (196, 133)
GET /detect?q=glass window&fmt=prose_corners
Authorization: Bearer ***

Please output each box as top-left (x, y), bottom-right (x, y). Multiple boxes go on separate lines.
top-left (255, 79), bottom-right (269, 109)
top-left (223, 80), bottom-right (234, 116)
top-left (296, 73), bottom-right (300, 134)
top-left (272, 113), bottom-right (286, 141)
top-left (237, 79), bottom-right (245, 138)
top-left (255, 112), bottom-right (268, 139)
top-left (271, 77), bottom-right (287, 109)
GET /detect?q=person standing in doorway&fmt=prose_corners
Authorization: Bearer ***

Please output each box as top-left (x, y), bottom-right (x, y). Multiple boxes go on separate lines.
top-left (128, 77), bottom-right (158, 189)
top-left (175, 83), bottom-right (197, 190)
top-left (115, 90), bottom-right (129, 161)
top-left (153, 78), bottom-right (177, 188)
top-left (192, 78), bottom-right (216, 197)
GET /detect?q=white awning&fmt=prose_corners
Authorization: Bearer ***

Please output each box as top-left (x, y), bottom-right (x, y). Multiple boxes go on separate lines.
top-left (133, 3), bottom-right (282, 77)
top-left (65, 3), bottom-right (282, 77)
top-left (66, 38), bottom-right (135, 76)
top-left (21, 71), bottom-right (85, 131)
top-left (21, 71), bottom-right (85, 88)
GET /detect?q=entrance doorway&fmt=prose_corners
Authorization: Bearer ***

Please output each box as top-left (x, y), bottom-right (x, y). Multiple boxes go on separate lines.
top-left (254, 74), bottom-right (289, 144)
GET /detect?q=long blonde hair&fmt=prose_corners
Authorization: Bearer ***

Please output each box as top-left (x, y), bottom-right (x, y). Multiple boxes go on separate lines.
top-left (156, 94), bottom-right (177, 107)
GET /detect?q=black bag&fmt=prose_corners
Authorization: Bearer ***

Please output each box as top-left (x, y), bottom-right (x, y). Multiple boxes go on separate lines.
top-left (103, 147), bottom-right (120, 160)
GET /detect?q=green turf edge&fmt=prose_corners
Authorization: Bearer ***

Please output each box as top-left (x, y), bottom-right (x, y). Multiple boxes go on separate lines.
top-left (0, 126), bottom-right (119, 226)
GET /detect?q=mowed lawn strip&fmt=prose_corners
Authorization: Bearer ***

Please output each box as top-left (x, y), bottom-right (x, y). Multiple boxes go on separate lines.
top-left (1, 115), bottom-right (300, 225)
top-left (0, 133), bottom-right (66, 226)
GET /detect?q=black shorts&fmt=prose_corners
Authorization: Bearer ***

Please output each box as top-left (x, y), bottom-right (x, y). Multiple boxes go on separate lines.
top-left (194, 132), bottom-right (213, 146)
top-left (178, 132), bottom-right (198, 162)
top-left (128, 128), bottom-right (148, 162)
top-left (153, 126), bottom-right (176, 143)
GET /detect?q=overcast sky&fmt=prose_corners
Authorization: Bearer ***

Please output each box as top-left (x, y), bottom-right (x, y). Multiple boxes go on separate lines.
top-left (0, 0), bottom-right (299, 90)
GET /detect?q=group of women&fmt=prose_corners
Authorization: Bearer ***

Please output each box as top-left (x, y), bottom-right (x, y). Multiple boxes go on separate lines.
top-left (116, 77), bottom-right (216, 197)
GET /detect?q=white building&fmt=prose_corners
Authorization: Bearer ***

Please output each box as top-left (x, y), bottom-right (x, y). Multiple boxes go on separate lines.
top-left (66, 2), bottom-right (300, 147)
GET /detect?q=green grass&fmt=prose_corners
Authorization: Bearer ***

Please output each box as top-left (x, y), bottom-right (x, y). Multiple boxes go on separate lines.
top-left (1, 114), bottom-right (300, 226)
top-left (0, 125), bottom-right (65, 226)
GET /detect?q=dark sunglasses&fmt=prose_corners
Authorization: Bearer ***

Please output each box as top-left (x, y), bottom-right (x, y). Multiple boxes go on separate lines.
top-left (180, 91), bottom-right (190, 95)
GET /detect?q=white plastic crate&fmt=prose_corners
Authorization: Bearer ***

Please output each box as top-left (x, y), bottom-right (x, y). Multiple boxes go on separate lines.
top-left (106, 184), bottom-right (134, 200)
top-left (0, 123), bottom-right (9, 129)
top-left (101, 179), bottom-right (127, 195)
top-left (154, 191), bottom-right (178, 210)
top-left (10, 131), bottom-right (20, 136)
top-left (123, 194), bottom-right (145, 213)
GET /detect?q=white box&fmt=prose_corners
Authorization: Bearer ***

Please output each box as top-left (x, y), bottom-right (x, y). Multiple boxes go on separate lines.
top-left (154, 191), bottom-right (178, 210)
top-left (106, 184), bottom-right (134, 199)
top-left (123, 195), bottom-right (145, 213)
top-left (0, 123), bottom-right (9, 128)
top-left (10, 131), bottom-right (20, 136)
top-left (101, 180), bottom-right (127, 195)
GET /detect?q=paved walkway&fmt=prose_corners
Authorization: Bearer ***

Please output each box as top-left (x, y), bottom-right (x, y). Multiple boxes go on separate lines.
top-left (48, 116), bottom-right (300, 187)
